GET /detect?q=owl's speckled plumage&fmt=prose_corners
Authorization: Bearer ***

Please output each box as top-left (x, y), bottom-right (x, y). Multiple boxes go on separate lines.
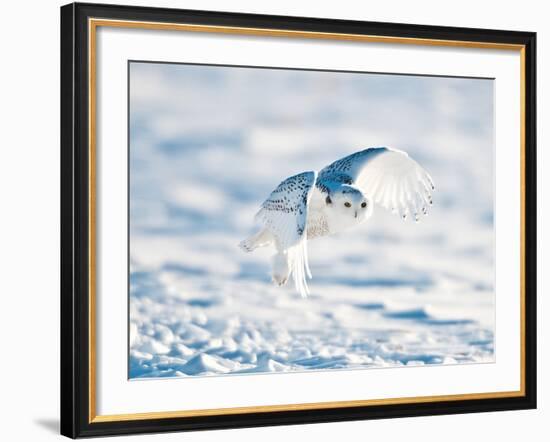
top-left (239, 147), bottom-right (435, 298)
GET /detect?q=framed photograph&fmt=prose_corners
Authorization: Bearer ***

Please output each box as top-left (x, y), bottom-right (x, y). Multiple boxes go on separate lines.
top-left (60, 2), bottom-right (536, 438)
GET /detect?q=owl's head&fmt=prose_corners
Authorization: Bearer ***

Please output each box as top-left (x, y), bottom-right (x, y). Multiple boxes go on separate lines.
top-left (325, 185), bottom-right (373, 224)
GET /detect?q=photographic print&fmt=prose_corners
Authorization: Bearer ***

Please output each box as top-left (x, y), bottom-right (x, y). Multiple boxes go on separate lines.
top-left (61, 4), bottom-right (536, 436)
top-left (128, 62), bottom-right (495, 379)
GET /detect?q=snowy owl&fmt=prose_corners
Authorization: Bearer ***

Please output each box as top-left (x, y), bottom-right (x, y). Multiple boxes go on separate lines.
top-left (239, 147), bottom-right (435, 297)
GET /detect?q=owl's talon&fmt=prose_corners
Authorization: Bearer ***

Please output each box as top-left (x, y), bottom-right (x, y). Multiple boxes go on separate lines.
top-left (272, 276), bottom-right (287, 286)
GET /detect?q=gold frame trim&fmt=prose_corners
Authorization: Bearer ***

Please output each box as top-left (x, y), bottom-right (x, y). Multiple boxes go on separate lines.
top-left (88, 18), bottom-right (527, 424)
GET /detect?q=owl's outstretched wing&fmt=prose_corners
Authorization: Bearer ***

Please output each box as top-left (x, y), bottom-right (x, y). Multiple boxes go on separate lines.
top-left (318, 147), bottom-right (434, 221)
top-left (255, 171), bottom-right (318, 297)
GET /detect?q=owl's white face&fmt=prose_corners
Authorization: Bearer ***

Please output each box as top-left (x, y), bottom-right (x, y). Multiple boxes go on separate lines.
top-left (324, 187), bottom-right (373, 233)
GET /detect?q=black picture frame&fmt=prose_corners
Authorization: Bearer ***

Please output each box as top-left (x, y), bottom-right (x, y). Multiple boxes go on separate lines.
top-left (61, 2), bottom-right (537, 438)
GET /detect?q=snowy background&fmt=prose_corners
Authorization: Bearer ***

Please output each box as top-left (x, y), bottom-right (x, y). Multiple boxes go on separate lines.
top-left (129, 62), bottom-right (495, 379)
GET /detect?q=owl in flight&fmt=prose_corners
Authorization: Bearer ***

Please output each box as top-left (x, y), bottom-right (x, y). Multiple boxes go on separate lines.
top-left (239, 147), bottom-right (435, 298)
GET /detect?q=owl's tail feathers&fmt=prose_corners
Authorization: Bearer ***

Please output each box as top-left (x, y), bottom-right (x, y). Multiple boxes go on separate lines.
top-left (286, 239), bottom-right (312, 298)
top-left (242, 229), bottom-right (311, 298)
top-left (271, 247), bottom-right (311, 298)
top-left (239, 228), bottom-right (274, 253)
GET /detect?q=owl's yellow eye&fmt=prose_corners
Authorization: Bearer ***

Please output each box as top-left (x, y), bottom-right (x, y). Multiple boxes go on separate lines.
top-left (361, 202), bottom-right (367, 208)
top-left (344, 202), bottom-right (351, 208)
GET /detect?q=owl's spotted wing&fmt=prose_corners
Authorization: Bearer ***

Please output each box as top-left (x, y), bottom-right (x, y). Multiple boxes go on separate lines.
top-left (318, 147), bottom-right (434, 221)
top-left (255, 171), bottom-right (317, 297)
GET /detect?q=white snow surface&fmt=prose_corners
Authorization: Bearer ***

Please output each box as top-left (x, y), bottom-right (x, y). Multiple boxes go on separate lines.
top-left (129, 63), bottom-right (495, 379)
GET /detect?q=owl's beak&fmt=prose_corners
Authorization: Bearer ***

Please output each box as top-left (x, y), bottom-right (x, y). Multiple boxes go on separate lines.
top-left (354, 210), bottom-right (358, 218)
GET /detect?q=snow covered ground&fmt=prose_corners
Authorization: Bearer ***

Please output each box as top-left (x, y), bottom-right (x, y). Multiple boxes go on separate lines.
top-left (129, 62), bottom-right (495, 379)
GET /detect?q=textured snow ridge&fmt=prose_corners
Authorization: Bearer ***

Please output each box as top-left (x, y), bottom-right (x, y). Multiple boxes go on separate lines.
top-left (129, 262), bottom-right (494, 378)
top-left (129, 63), bottom-right (495, 379)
